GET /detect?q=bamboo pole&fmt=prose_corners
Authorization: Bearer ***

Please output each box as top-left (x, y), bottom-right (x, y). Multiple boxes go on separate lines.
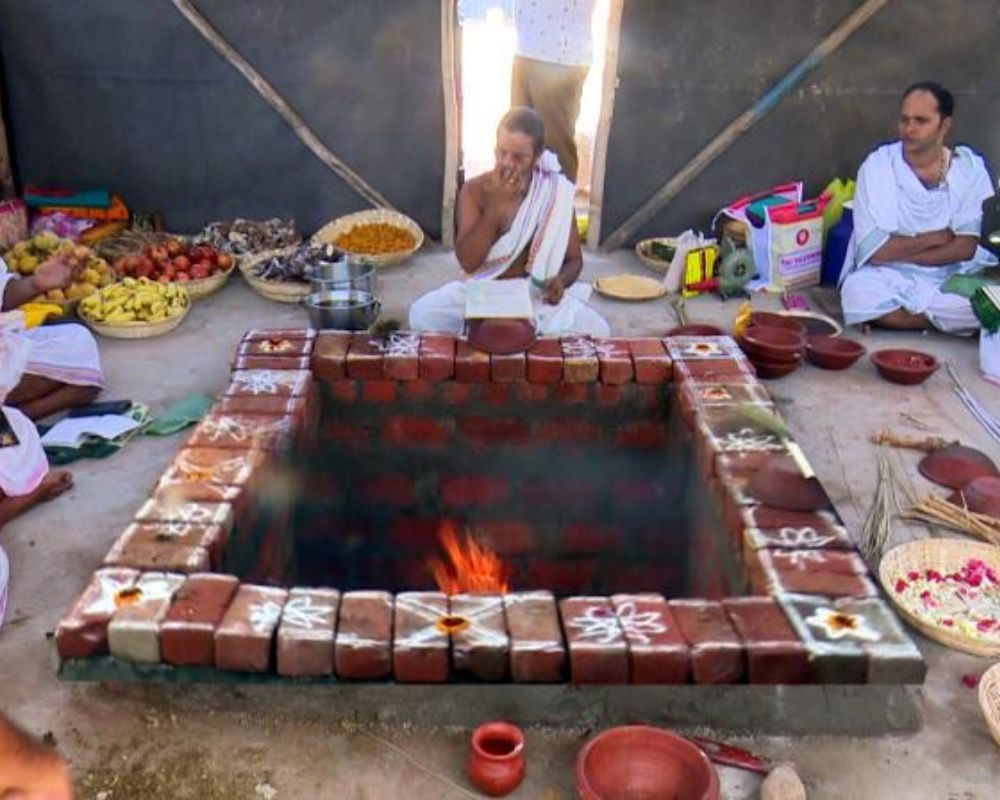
top-left (585, 0), bottom-right (624, 249)
top-left (170, 0), bottom-right (395, 212)
top-left (440, 0), bottom-right (460, 247)
top-left (600, 0), bottom-right (891, 251)
top-left (0, 63), bottom-right (16, 199)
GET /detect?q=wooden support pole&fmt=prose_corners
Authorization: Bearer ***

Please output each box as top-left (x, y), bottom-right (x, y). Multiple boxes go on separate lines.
top-left (600, 0), bottom-right (891, 251)
top-left (440, 0), bottom-right (460, 247)
top-left (171, 0), bottom-right (396, 212)
top-left (0, 64), bottom-right (17, 200)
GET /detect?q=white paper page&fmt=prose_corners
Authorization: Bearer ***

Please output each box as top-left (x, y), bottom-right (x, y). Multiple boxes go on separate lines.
top-left (465, 280), bottom-right (534, 320)
top-left (41, 414), bottom-right (140, 449)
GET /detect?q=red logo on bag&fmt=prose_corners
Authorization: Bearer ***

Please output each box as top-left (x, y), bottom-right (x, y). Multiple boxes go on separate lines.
top-left (796, 229), bottom-right (810, 246)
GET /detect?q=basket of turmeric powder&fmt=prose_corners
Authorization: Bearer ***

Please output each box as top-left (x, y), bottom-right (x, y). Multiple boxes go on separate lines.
top-left (312, 209), bottom-right (424, 268)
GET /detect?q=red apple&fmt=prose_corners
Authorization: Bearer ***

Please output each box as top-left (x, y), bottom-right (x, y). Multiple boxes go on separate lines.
top-left (173, 255), bottom-right (191, 271)
top-left (165, 238), bottom-right (183, 257)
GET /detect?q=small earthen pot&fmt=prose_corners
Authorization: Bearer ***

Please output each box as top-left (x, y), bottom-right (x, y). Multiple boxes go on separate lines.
top-left (467, 721), bottom-right (526, 797)
top-left (871, 348), bottom-right (939, 385)
top-left (748, 311), bottom-right (807, 337)
top-left (805, 335), bottom-right (866, 370)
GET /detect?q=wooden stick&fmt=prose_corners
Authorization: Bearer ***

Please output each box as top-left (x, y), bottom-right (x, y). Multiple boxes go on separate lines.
top-left (170, 0), bottom-right (395, 212)
top-left (600, 0), bottom-right (891, 251)
top-left (439, 0), bottom-right (460, 247)
top-left (0, 70), bottom-right (16, 199)
top-left (871, 430), bottom-right (953, 451)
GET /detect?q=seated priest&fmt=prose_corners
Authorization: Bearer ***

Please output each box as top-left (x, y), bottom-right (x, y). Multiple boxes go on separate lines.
top-left (840, 82), bottom-right (998, 343)
top-left (1, 250), bottom-right (103, 419)
top-left (409, 106), bottom-right (609, 337)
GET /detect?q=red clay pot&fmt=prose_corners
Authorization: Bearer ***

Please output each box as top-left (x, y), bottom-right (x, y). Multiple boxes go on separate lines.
top-left (576, 725), bottom-right (720, 800)
top-left (805, 335), bottom-right (866, 370)
top-left (748, 311), bottom-right (807, 337)
top-left (467, 721), bottom-right (525, 797)
top-left (871, 348), bottom-right (939, 385)
top-left (747, 356), bottom-right (802, 379)
top-left (949, 476), bottom-right (1000, 519)
top-left (466, 319), bottom-right (537, 355)
top-left (664, 323), bottom-right (726, 337)
top-left (739, 326), bottom-right (805, 360)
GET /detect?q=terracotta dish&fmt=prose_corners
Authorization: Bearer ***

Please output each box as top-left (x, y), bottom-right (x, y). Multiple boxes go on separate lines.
top-left (806, 335), bottom-right (866, 370)
top-left (748, 311), bottom-right (807, 337)
top-left (465, 319), bottom-right (537, 355)
top-left (664, 323), bottom-right (726, 337)
top-left (747, 454), bottom-right (828, 511)
top-left (871, 348), bottom-right (939, 385)
top-left (576, 725), bottom-right (720, 800)
top-left (739, 326), bottom-right (806, 359)
top-left (918, 446), bottom-right (999, 490)
top-left (751, 358), bottom-right (802, 379)
top-left (949, 476), bottom-right (1000, 519)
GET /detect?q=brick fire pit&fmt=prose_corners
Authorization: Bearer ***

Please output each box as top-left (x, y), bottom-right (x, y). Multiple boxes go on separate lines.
top-left (54, 330), bottom-right (926, 690)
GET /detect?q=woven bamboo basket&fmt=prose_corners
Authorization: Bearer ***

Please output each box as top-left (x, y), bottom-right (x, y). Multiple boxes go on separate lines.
top-left (979, 661), bottom-right (1000, 749)
top-left (81, 300), bottom-right (190, 339)
top-left (879, 539), bottom-right (1000, 657)
top-left (239, 246), bottom-right (311, 304)
top-left (312, 209), bottom-right (424, 268)
top-left (634, 236), bottom-right (681, 274)
top-left (95, 230), bottom-right (175, 263)
top-left (184, 263), bottom-right (236, 301)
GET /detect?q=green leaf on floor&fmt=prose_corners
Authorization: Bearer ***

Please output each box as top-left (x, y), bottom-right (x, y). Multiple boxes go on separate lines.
top-left (144, 393), bottom-right (215, 436)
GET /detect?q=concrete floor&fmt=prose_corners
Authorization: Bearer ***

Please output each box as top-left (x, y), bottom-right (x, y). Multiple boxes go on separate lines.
top-left (2, 245), bottom-right (999, 798)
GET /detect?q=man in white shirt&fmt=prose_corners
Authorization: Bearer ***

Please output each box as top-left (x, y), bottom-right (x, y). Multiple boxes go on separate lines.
top-left (512, 0), bottom-right (596, 183)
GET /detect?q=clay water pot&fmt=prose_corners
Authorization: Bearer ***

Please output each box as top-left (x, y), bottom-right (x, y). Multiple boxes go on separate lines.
top-left (871, 348), bottom-right (939, 385)
top-left (467, 721), bottom-right (525, 797)
top-left (949, 476), bottom-right (1000, 519)
top-left (576, 725), bottom-right (720, 800)
top-left (918, 445), bottom-right (999, 490)
top-left (664, 323), bottom-right (726, 337)
top-left (805, 335), bottom-right (866, 370)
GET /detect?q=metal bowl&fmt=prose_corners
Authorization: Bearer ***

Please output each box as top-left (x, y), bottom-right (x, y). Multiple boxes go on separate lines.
top-left (304, 256), bottom-right (376, 294)
top-left (303, 288), bottom-right (380, 331)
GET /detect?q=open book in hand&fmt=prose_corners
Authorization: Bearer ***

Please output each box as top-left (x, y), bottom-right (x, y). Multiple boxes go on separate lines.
top-left (40, 414), bottom-right (140, 449)
top-left (465, 280), bottom-right (534, 320)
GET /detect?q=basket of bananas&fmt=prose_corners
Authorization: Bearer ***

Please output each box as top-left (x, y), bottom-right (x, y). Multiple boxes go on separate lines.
top-left (78, 277), bottom-right (190, 339)
top-left (4, 232), bottom-right (116, 314)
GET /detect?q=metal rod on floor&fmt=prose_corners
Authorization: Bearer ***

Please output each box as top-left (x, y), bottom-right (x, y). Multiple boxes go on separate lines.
top-left (600, 0), bottom-right (892, 251)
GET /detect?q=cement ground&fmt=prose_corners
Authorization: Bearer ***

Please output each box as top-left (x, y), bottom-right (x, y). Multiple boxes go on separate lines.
top-left (2, 245), bottom-right (998, 798)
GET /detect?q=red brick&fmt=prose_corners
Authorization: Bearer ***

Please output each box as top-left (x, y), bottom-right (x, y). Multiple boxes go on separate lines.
top-left (593, 339), bottom-right (634, 384)
top-left (723, 597), bottom-right (811, 684)
top-left (161, 574), bottom-right (240, 667)
top-left (525, 559), bottom-right (598, 593)
top-left (613, 422), bottom-right (669, 449)
top-left (226, 369), bottom-right (311, 398)
top-left (450, 594), bottom-right (509, 681)
top-left (402, 380), bottom-right (436, 403)
top-left (675, 357), bottom-right (754, 384)
top-left (391, 518), bottom-right (441, 550)
top-left (382, 415), bottom-right (452, 448)
top-left (561, 523), bottom-right (623, 553)
top-left (335, 591), bottom-right (394, 679)
top-left (555, 384), bottom-right (589, 404)
top-left (455, 340), bottom-right (490, 382)
top-left (107, 522), bottom-right (227, 570)
top-left (504, 591), bottom-right (566, 682)
top-left (419, 333), bottom-right (456, 380)
top-left (561, 337), bottom-right (600, 383)
top-left (215, 585), bottom-right (288, 672)
top-left (313, 330), bottom-right (352, 380)
top-left (107, 572), bottom-right (189, 662)
top-left (560, 597), bottom-right (629, 684)
top-left (458, 416), bottom-right (530, 446)
top-left (534, 419), bottom-right (601, 446)
top-left (669, 599), bottom-right (745, 684)
top-left (233, 354), bottom-right (311, 371)
top-left (240, 336), bottom-right (313, 357)
top-left (133, 497), bottom-right (234, 533)
top-left (357, 475), bottom-right (416, 506)
top-left (481, 383), bottom-right (512, 406)
top-left (327, 380), bottom-right (358, 404)
top-left (322, 421), bottom-right (370, 448)
top-left (441, 475), bottom-right (509, 507)
top-left (522, 383), bottom-right (552, 402)
top-left (613, 479), bottom-right (666, 505)
top-left (393, 591), bottom-right (450, 683)
top-left (527, 338), bottom-right (563, 383)
top-left (362, 380), bottom-right (398, 403)
top-left (55, 568), bottom-right (141, 659)
top-left (491, 351), bottom-right (527, 383)
top-left (439, 382), bottom-right (477, 405)
top-left (611, 594), bottom-right (690, 684)
top-left (522, 479), bottom-right (600, 513)
top-left (160, 446), bottom-right (268, 489)
top-left (474, 521), bottom-right (535, 555)
top-left (217, 394), bottom-right (309, 416)
top-left (243, 327), bottom-right (315, 343)
top-left (346, 333), bottom-right (385, 379)
top-left (627, 338), bottom-right (672, 384)
top-left (595, 385), bottom-right (626, 406)
top-left (103, 540), bottom-right (212, 574)
top-left (277, 588), bottom-right (340, 677)
top-left (380, 333), bottom-right (421, 381)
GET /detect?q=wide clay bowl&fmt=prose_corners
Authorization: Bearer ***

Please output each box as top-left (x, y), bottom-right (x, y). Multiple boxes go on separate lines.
top-left (748, 311), bottom-right (807, 337)
top-left (806, 335), bottom-right (866, 370)
top-left (741, 339), bottom-right (802, 365)
top-left (748, 453), bottom-right (829, 511)
top-left (919, 445), bottom-right (999, 490)
top-left (739, 326), bottom-right (805, 360)
top-left (949, 476), bottom-right (1000, 519)
top-left (664, 323), bottom-right (726, 337)
top-left (750, 356), bottom-right (802, 379)
top-left (871, 348), bottom-right (939, 385)
top-left (576, 726), bottom-right (720, 800)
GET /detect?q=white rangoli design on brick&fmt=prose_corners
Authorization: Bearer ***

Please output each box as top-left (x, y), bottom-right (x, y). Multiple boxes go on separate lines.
top-left (200, 416), bottom-right (251, 443)
top-left (772, 549), bottom-right (827, 570)
top-left (371, 332), bottom-right (421, 357)
top-left (233, 370), bottom-right (293, 395)
top-left (805, 608), bottom-right (880, 642)
top-left (86, 574), bottom-right (137, 616)
top-left (255, 339), bottom-right (296, 353)
top-left (249, 600), bottom-right (284, 633)
top-left (394, 594), bottom-right (449, 647)
top-left (561, 337), bottom-right (618, 360)
top-left (613, 601), bottom-right (668, 645)
top-left (174, 452), bottom-right (253, 483)
top-left (566, 605), bottom-right (625, 644)
top-left (281, 596), bottom-right (334, 630)
top-left (717, 427), bottom-right (783, 452)
top-left (769, 526), bottom-right (837, 549)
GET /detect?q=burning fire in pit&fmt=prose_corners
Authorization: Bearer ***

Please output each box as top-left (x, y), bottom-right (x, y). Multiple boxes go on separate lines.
top-left (430, 521), bottom-right (510, 595)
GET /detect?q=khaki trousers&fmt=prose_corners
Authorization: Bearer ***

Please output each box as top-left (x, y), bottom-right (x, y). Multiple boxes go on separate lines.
top-left (511, 55), bottom-right (589, 183)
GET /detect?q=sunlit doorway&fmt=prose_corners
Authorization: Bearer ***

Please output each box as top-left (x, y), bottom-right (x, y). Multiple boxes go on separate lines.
top-left (456, 0), bottom-right (612, 229)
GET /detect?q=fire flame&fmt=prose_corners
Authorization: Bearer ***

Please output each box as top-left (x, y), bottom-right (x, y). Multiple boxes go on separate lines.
top-left (430, 521), bottom-right (510, 596)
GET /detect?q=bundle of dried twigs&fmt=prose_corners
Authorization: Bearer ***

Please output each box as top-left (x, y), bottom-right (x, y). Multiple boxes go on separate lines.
top-left (903, 495), bottom-right (1000, 547)
top-left (860, 450), bottom-right (902, 565)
